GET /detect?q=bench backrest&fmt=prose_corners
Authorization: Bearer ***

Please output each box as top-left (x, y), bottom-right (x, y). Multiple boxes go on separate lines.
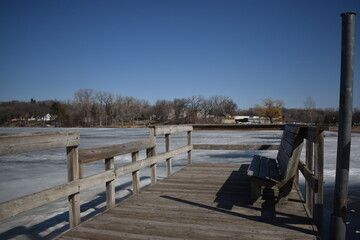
top-left (276, 125), bottom-right (304, 183)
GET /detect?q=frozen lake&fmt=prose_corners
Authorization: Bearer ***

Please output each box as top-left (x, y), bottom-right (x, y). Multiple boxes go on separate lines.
top-left (0, 127), bottom-right (359, 239)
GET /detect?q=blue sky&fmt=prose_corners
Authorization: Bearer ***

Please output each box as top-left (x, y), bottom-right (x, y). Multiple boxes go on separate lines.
top-left (1, 0), bottom-right (359, 109)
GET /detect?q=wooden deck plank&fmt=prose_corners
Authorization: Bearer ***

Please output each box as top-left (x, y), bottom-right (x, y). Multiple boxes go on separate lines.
top-left (56, 163), bottom-right (318, 240)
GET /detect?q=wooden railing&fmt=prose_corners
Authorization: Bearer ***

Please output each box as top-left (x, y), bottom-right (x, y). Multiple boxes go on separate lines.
top-left (0, 130), bottom-right (81, 226)
top-left (0, 124), bottom-right (325, 237)
top-left (0, 126), bottom-right (194, 228)
top-left (193, 124), bottom-right (326, 237)
top-left (297, 126), bottom-right (326, 234)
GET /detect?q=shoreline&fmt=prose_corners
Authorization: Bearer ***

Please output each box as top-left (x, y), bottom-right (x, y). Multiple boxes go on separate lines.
top-left (2, 124), bottom-right (360, 133)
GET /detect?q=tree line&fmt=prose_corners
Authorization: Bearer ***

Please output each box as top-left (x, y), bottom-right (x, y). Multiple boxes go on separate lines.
top-left (1, 90), bottom-right (359, 127)
top-left (0, 89), bottom-right (237, 127)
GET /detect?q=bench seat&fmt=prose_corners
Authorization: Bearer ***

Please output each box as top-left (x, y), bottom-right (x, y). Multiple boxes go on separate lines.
top-left (247, 124), bottom-right (304, 203)
top-left (248, 155), bottom-right (282, 183)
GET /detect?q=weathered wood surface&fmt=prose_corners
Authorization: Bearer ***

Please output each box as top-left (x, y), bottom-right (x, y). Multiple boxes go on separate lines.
top-left (79, 139), bottom-right (155, 163)
top-left (56, 163), bottom-right (318, 240)
top-left (0, 145), bottom-right (191, 221)
top-left (67, 146), bottom-right (81, 228)
top-left (0, 180), bottom-right (79, 221)
top-left (313, 131), bottom-right (324, 232)
top-left (153, 125), bottom-right (193, 136)
top-left (0, 130), bottom-right (80, 155)
top-left (187, 130), bottom-right (192, 164)
top-left (303, 126), bottom-right (328, 143)
top-left (0, 169), bottom-right (116, 221)
top-left (132, 151), bottom-right (140, 194)
top-left (105, 157), bottom-right (115, 209)
top-left (193, 124), bottom-right (285, 131)
top-left (298, 160), bottom-right (317, 191)
top-left (248, 125), bottom-right (304, 203)
top-left (165, 133), bottom-right (172, 176)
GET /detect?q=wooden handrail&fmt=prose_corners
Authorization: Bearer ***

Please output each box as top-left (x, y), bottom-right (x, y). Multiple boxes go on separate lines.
top-left (151, 125), bottom-right (193, 136)
top-left (0, 130), bottom-right (80, 155)
top-left (79, 139), bottom-right (155, 163)
top-left (0, 144), bottom-right (192, 221)
top-left (193, 124), bottom-right (284, 131)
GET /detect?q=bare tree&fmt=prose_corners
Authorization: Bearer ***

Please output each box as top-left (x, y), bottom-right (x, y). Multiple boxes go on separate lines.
top-left (117, 97), bottom-right (143, 124)
top-left (154, 100), bottom-right (173, 122)
top-left (138, 100), bottom-right (152, 122)
top-left (113, 96), bottom-right (125, 125)
top-left (187, 96), bottom-right (204, 123)
top-left (201, 98), bottom-right (213, 119)
top-left (74, 89), bottom-right (94, 125)
top-left (304, 96), bottom-right (316, 123)
top-left (96, 91), bottom-right (114, 126)
top-left (173, 98), bottom-right (188, 122)
top-left (202, 95), bottom-right (237, 119)
top-left (213, 95), bottom-right (237, 117)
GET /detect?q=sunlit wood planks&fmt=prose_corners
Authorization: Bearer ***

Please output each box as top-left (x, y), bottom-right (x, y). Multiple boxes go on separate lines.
top-left (56, 163), bottom-right (318, 240)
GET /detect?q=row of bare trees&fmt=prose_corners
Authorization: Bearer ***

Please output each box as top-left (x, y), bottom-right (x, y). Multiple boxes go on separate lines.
top-left (1, 91), bottom-right (359, 127)
top-left (73, 89), bottom-right (152, 126)
top-left (153, 95), bottom-right (238, 124)
top-left (72, 90), bottom-right (238, 126)
top-left (0, 89), bottom-right (238, 126)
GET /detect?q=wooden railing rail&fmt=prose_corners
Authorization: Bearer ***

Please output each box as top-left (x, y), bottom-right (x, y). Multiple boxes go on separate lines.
top-left (78, 137), bottom-right (156, 195)
top-left (151, 125), bottom-right (194, 177)
top-left (0, 130), bottom-right (80, 227)
top-left (79, 139), bottom-right (155, 163)
top-left (297, 126), bottom-right (326, 234)
top-left (0, 128), bottom-right (192, 227)
top-left (192, 124), bottom-right (284, 131)
top-left (0, 130), bottom-right (80, 155)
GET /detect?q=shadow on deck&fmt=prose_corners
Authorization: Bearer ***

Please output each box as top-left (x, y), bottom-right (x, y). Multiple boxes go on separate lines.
top-left (56, 163), bottom-right (318, 240)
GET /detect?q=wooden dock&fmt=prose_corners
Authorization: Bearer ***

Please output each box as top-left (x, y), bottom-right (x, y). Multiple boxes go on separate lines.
top-left (56, 163), bottom-right (318, 240)
top-left (1, 125), bottom-right (325, 239)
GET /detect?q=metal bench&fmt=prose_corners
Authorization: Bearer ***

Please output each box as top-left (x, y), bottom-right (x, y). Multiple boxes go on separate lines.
top-left (247, 124), bottom-right (304, 203)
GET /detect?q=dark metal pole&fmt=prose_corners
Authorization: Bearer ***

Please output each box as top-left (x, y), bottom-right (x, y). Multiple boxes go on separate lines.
top-left (330, 11), bottom-right (356, 240)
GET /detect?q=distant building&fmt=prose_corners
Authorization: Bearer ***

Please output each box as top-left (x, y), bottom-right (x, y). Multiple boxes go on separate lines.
top-left (234, 116), bottom-right (268, 124)
top-left (37, 113), bottom-right (56, 122)
top-left (222, 118), bottom-right (236, 124)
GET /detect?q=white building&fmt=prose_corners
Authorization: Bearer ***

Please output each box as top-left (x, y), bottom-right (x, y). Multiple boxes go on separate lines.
top-left (38, 113), bottom-right (52, 121)
top-left (234, 116), bottom-right (268, 124)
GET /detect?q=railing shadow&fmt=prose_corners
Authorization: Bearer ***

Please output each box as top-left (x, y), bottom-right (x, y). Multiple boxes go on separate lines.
top-left (161, 164), bottom-right (316, 236)
top-left (0, 176), bottom-right (150, 240)
top-left (207, 150), bottom-right (277, 160)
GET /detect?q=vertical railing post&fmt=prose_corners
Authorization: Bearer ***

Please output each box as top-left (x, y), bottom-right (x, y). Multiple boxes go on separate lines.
top-left (149, 128), bottom-right (157, 185)
top-left (165, 133), bottom-right (172, 176)
top-left (105, 157), bottom-right (115, 208)
top-left (79, 162), bottom-right (84, 179)
top-left (294, 165), bottom-right (300, 186)
top-left (306, 137), bottom-right (314, 217)
top-left (132, 151), bottom-right (140, 194)
top-left (67, 145), bottom-right (81, 228)
top-left (187, 130), bottom-right (192, 164)
top-left (314, 129), bottom-right (324, 236)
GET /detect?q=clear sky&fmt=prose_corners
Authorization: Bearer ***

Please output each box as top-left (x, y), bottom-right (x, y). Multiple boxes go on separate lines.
top-left (1, 0), bottom-right (359, 109)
